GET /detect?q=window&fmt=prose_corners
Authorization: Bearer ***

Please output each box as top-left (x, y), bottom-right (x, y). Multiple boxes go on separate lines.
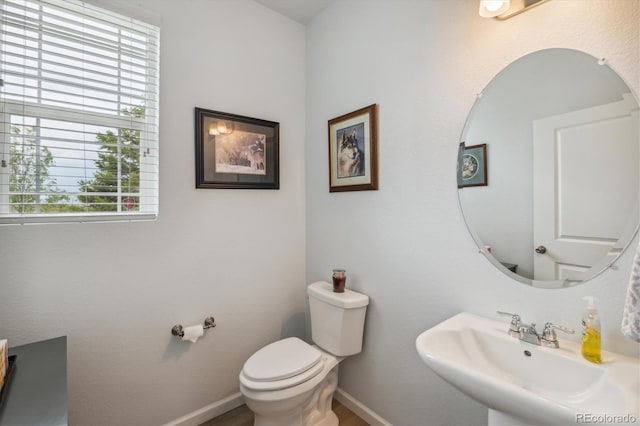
top-left (0, 0), bottom-right (159, 224)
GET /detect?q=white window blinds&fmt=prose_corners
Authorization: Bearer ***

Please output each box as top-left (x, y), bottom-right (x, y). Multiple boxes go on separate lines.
top-left (0, 0), bottom-right (159, 224)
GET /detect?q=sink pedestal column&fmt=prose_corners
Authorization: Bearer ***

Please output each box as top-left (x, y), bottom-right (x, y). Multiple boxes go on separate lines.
top-left (489, 409), bottom-right (538, 426)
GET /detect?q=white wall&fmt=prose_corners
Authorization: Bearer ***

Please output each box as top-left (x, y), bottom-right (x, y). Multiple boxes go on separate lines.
top-left (306, 1), bottom-right (640, 425)
top-left (0, 0), bottom-right (306, 424)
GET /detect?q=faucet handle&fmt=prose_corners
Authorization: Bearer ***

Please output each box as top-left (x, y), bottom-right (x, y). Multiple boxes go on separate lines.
top-left (541, 322), bottom-right (575, 348)
top-left (548, 323), bottom-right (575, 335)
top-left (496, 310), bottom-right (520, 320)
top-left (497, 311), bottom-right (521, 338)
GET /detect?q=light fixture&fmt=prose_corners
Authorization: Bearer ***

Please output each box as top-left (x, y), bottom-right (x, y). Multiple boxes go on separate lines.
top-left (479, 0), bottom-right (549, 20)
top-left (479, 0), bottom-right (510, 18)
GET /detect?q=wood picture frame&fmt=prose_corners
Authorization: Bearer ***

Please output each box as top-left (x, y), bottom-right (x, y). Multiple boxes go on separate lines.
top-left (195, 108), bottom-right (279, 189)
top-left (328, 104), bottom-right (379, 192)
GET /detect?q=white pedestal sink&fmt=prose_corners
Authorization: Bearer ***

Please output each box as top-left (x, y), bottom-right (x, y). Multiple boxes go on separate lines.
top-left (416, 312), bottom-right (640, 426)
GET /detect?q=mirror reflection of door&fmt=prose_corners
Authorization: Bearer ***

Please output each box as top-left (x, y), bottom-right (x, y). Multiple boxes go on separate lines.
top-left (533, 95), bottom-right (639, 283)
top-left (459, 48), bottom-right (640, 288)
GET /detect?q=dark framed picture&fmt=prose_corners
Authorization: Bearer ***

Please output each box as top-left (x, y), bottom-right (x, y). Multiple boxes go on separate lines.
top-left (328, 104), bottom-right (379, 192)
top-left (458, 143), bottom-right (488, 188)
top-left (195, 108), bottom-right (279, 189)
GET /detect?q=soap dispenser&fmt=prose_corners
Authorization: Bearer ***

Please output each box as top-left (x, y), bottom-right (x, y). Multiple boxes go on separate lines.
top-left (581, 296), bottom-right (601, 364)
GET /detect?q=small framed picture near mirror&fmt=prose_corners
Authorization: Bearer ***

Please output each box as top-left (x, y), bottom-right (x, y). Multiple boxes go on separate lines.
top-left (328, 104), bottom-right (379, 192)
top-left (458, 142), bottom-right (488, 188)
top-left (195, 108), bottom-right (279, 189)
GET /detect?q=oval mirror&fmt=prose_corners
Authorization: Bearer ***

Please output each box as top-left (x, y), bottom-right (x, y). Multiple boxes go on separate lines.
top-left (458, 48), bottom-right (639, 289)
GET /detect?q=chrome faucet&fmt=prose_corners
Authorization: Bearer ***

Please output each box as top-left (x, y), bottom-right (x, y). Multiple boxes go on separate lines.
top-left (540, 322), bottom-right (576, 348)
top-left (497, 311), bottom-right (575, 348)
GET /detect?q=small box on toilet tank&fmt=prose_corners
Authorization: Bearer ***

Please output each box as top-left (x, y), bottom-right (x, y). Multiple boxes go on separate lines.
top-left (307, 281), bottom-right (369, 356)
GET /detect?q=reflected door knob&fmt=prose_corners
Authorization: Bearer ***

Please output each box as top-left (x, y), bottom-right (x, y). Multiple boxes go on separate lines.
top-left (535, 245), bottom-right (547, 254)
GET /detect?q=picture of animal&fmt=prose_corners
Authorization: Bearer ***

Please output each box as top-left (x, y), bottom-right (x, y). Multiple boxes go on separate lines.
top-left (242, 140), bottom-right (265, 171)
top-left (337, 127), bottom-right (365, 178)
top-left (214, 130), bottom-right (267, 175)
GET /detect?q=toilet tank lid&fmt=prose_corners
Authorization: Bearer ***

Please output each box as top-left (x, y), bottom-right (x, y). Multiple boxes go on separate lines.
top-left (307, 281), bottom-right (369, 308)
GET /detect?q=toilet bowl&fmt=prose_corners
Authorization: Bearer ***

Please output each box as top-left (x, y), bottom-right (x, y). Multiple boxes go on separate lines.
top-left (240, 338), bottom-right (342, 426)
top-left (239, 282), bottom-right (369, 426)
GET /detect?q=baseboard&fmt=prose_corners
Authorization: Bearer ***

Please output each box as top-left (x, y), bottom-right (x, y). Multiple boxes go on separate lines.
top-left (334, 387), bottom-right (392, 426)
top-left (164, 387), bottom-right (390, 426)
top-left (163, 391), bottom-right (244, 426)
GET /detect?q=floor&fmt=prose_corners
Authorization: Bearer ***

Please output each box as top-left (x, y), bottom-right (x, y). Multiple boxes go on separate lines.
top-left (201, 399), bottom-right (369, 426)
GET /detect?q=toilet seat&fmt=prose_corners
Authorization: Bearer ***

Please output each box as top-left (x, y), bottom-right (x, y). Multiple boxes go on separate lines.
top-left (240, 337), bottom-right (324, 391)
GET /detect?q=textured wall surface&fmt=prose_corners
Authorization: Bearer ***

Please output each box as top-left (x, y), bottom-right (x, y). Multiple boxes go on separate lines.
top-left (0, 1), bottom-right (307, 424)
top-left (305, 1), bottom-right (640, 425)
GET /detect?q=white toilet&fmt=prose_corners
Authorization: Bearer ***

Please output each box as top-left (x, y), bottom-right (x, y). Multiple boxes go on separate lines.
top-left (239, 281), bottom-right (369, 426)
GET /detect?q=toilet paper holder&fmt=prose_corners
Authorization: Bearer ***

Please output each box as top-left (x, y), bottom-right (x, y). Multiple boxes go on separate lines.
top-left (171, 316), bottom-right (216, 337)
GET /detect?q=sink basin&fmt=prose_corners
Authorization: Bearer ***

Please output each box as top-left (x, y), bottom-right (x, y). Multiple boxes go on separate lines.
top-left (416, 312), bottom-right (640, 425)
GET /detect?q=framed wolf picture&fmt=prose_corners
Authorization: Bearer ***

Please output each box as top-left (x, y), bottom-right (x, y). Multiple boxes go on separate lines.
top-left (328, 104), bottom-right (379, 192)
top-left (195, 108), bottom-right (279, 189)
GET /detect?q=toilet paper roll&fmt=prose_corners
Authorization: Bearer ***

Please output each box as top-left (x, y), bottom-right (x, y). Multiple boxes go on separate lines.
top-left (182, 325), bottom-right (204, 343)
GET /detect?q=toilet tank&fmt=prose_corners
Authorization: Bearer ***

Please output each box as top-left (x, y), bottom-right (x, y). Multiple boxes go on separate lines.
top-left (307, 281), bottom-right (369, 356)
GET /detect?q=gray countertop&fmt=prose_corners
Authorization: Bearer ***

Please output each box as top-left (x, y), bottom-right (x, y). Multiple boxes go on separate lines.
top-left (0, 336), bottom-right (67, 426)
